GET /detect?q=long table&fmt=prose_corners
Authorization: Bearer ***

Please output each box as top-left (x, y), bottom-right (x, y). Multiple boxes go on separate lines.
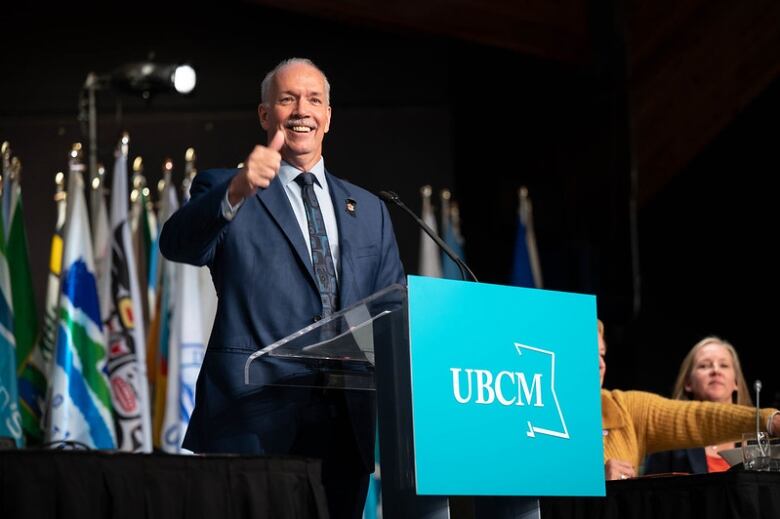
top-left (0, 449), bottom-right (328, 519)
top-left (541, 471), bottom-right (780, 519)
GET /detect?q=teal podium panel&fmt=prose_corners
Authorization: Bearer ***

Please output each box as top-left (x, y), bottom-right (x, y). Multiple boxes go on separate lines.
top-left (408, 276), bottom-right (604, 497)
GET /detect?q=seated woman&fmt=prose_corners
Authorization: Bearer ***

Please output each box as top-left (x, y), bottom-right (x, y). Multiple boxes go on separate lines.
top-left (598, 322), bottom-right (779, 480)
top-left (644, 337), bottom-right (752, 474)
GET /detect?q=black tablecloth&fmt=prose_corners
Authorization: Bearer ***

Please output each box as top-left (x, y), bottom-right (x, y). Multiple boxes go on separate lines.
top-left (541, 471), bottom-right (780, 519)
top-left (0, 450), bottom-right (329, 519)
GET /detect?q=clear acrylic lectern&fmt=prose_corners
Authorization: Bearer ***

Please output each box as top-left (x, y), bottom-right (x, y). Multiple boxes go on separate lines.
top-left (243, 283), bottom-right (539, 519)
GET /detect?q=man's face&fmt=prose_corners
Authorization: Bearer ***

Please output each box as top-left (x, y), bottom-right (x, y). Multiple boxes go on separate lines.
top-left (259, 62), bottom-right (331, 169)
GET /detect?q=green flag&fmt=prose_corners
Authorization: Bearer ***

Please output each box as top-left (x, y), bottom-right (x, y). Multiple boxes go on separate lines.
top-left (7, 179), bottom-right (43, 443)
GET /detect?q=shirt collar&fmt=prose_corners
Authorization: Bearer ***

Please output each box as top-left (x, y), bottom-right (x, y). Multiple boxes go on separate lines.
top-left (279, 157), bottom-right (326, 188)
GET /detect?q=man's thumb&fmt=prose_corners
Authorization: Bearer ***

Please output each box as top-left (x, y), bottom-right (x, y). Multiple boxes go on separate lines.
top-left (268, 129), bottom-right (285, 151)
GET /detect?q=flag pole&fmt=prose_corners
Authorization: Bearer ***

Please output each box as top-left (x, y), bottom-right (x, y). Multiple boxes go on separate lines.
top-left (182, 147), bottom-right (197, 199)
top-left (0, 142), bottom-right (10, 225)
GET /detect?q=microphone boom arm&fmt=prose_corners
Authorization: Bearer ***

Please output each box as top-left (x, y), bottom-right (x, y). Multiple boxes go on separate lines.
top-left (379, 190), bottom-right (478, 282)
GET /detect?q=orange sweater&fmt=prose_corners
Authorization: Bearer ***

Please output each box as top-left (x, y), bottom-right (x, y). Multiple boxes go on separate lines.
top-left (601, 389), bottom-right (777, 469)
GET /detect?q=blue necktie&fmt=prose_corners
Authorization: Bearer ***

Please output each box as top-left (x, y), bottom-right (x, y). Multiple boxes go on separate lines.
top-left (295, 172), bottom-right (339, 317)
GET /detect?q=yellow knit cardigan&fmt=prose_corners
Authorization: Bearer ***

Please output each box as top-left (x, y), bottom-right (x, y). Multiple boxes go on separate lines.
top-left (601, 389), bottom-right (777, 469)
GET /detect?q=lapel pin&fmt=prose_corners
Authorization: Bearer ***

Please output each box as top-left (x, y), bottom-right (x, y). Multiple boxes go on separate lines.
top-left (345, 197), bottom-right (357, 216)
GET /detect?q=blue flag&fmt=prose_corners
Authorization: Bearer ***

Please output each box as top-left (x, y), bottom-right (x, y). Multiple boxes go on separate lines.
top-left (0, 214), bottom-right (22, 446)
top-left (440, 189), bottom-right (466, 280)
top-left (510, 187), bottom-right (543, 288)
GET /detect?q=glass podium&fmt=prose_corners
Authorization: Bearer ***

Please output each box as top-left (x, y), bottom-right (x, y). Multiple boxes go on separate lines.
top-left (242, 283), bottom-right (539, 519)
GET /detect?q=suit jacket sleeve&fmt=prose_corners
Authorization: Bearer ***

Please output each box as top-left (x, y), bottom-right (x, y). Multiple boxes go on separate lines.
top-left (374, 200), bottom-right (406, 289)
top-left (159, 168), bottom-right (235, 267)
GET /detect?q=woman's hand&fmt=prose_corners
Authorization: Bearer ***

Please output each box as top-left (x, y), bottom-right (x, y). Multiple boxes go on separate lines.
top-left (605, 458), bottom-right (636, 480)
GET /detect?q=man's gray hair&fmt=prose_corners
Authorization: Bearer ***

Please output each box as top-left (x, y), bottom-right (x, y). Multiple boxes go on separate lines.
top-left (260, 58), bottom-right (331, 105)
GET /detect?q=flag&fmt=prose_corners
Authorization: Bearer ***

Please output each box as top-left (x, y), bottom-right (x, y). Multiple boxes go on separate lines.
top-left (142, 188), bottom-right (160, 406)
top-left (161, 260), bottom-right (207, 453)
top-left (151, 172), bottom-right (179, 447)
top-left (510, 186), bottom-right (543, 288)
top-left (1, 146), bottom-right (12, 238)
top-left (141, 187), bottom-right (159, 324)
top-left (92, 165), bottom-right (111, 323)
top-left (0, 205), bottom-right (22, 446)
top-left (105, 136), bottom-right (152, 452)
top-left (46, 146), bottom-right (116, 449)
top-left (7, 165), bottom-right (44, 444)
top-left (418, 185), bottom-right (442, 277)
top-left (38, 173), bottom-right (67, 440)
top-left (362, 429), bottom-right (382, 519)
top-left (160, 166), bottom-right (213, 453)
top-left (440, 189), bottom-right (466, 280)
top-left (130, 159), bottom-right (150, 331)
top-left (182, 149), bottom-right (218, 344)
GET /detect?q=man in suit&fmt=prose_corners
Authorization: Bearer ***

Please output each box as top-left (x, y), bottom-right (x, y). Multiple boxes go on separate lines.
top-left (160, 57), bottom-right (405, 519)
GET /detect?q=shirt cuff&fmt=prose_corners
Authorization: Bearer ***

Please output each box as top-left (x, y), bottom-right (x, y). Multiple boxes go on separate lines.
top-left (768, 411), bottom-right (780, 435)
top-left (221, 191), bottom-right (244, 221)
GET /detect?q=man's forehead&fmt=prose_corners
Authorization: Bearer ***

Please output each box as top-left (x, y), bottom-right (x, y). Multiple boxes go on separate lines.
top-left (276, 64), bottom-right (324, 84)
top-left (273, 79), bottom-right (325, 97)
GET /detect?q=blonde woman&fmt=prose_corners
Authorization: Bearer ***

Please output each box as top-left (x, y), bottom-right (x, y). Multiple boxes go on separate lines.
top-left (599, 325), bottom-right (780, 480)
top-left (644, 337), bottom-right (753, 474)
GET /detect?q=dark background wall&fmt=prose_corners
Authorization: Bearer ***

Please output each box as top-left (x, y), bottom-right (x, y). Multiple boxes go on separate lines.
top-left (1, 1), bottom-right (778, 406)
top-left (619, 79), bottom-right (780, 404)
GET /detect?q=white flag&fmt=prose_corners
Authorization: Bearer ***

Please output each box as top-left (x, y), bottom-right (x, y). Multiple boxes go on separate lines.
top-left (46, 158), bottom-right (116, 448)
top-left (161, 176), bottom-right (215, 453)
top-left (92, 174), bottom-right (111, 327)
top-left (105, 138), bottom-right (152, 452)
top-left (418, 185), bottom-right (442, 277)
top-left (161, 261), bottom-right (208, 453)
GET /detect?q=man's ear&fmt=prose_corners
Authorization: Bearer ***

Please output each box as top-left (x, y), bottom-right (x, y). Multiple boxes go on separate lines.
top-left (259, 103), bottom-right (269, 130)
top-left (323, 106), bottom-right (332, 134)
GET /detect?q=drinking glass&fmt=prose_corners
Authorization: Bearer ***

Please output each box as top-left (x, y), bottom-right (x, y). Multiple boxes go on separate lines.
top-left (742, 432), bottom-right (771, 471)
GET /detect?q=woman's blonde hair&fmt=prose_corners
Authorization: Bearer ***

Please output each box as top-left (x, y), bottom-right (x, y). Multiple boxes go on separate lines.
top-left (671, 336), bottom-right (752, 406)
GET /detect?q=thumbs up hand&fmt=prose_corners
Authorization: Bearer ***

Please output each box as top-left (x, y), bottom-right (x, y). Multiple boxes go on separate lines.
top-left (227, 129), bottom-right (285, 205)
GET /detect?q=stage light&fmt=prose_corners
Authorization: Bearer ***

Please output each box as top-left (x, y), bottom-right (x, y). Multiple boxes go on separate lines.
top-left (172, 64), bottom-right (197, 94)
top-left (109, 62), bottom-right (197, 97)
top-left (80, 58), bottom-right (198, 185)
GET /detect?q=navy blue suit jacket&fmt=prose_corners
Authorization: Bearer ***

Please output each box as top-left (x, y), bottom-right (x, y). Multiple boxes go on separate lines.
top-left (159, 167), bottom-right (404, 468)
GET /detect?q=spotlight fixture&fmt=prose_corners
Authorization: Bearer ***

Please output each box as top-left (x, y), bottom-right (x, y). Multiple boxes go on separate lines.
top-left (80, 58), bottom-right (198, 188)
top-left (109, 62), bottom-right (197, 97)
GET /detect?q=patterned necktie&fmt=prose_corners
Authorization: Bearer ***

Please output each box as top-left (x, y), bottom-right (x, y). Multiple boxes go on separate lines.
top-left (295, 172), bottom-right (339, 317)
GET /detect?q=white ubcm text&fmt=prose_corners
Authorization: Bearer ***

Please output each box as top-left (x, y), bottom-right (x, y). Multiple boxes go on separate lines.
top-left (450, 368), bottom-right (544, 407)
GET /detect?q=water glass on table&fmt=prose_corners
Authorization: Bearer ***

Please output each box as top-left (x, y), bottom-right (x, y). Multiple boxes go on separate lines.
top-left (741, 432), bottom-right (775, 471)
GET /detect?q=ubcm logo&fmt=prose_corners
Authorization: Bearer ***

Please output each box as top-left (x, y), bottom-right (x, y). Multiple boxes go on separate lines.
top-left (449, 342), bottom-right (569, 440)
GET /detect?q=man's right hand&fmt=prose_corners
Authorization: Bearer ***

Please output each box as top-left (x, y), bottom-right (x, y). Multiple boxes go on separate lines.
top-left (227, 130), bottom-right (285, 205)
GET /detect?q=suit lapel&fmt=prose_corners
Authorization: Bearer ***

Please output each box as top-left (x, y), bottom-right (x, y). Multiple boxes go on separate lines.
top-left (327, 172), bottom-right (360, 307)
top-left (257, 177), bottom-right (316, 284)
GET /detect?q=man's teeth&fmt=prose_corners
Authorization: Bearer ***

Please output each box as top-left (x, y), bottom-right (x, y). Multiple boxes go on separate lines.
top-left (290, 126), bottom-right (312, 132)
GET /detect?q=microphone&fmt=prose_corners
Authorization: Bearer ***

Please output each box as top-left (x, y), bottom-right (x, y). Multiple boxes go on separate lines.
top-left (378, 190), bottom-right (478, 282)
top-left (755, 380), bottom-right (765, 456)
